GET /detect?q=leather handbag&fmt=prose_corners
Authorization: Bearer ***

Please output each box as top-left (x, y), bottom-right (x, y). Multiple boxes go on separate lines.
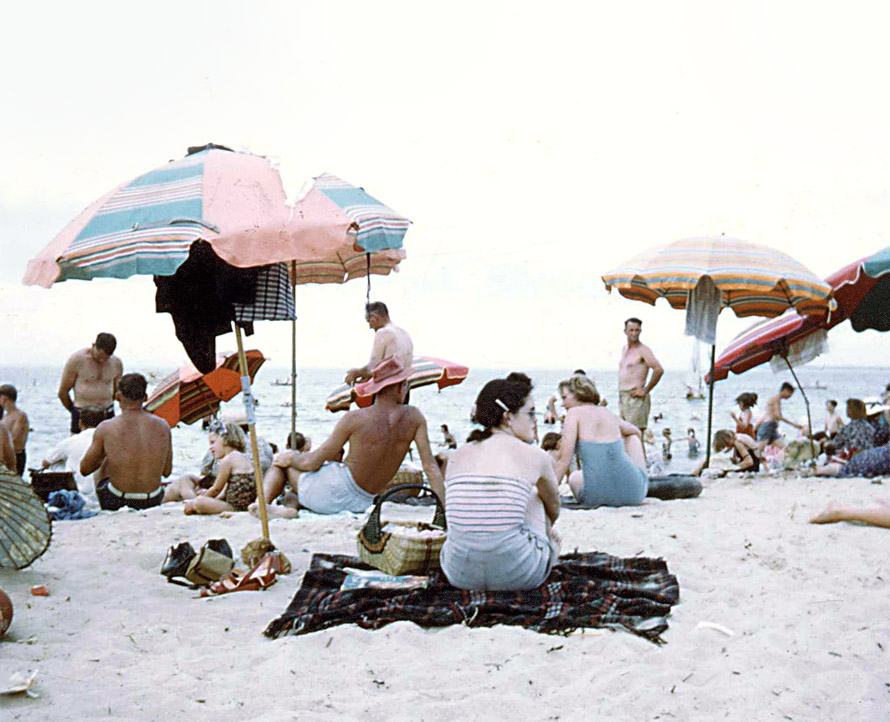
top-left (161, 539), bottom-right (234, 588)
top-left (357, 484), bottom-right (447, 575)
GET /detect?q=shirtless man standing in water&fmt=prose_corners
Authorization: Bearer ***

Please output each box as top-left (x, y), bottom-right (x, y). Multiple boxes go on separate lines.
top-left (618, 318), bottom-right (664, 433)
top-left (344, 302), bottom-right (413, 386)
top-left (58, 333), bottom-right (123, 434)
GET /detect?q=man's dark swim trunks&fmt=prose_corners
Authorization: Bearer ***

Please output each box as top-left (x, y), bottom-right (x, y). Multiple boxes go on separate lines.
top-left (96, 478), bottom-right (163, 511)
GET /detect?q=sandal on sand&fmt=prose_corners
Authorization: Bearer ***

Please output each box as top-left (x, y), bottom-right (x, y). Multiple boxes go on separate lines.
top-left (201, 552), bottom-right (286, 597)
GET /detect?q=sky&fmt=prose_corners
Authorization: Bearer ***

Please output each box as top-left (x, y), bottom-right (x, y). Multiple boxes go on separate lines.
top-left (3, 1), bottom-right (890, 374)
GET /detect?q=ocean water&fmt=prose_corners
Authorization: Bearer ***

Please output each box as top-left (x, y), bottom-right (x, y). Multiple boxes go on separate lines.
top-left (2, 364), bottom-right (888, 478)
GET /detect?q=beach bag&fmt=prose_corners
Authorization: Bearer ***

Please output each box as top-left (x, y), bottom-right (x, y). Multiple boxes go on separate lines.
top-left (29, 470), bottom-right (77, 503)
top-left (184, 539), bottom-right (235, 586)
top-left (160, 542), bottom-right (197, 579)
top-left (357, 484), bottom-right (447, 575)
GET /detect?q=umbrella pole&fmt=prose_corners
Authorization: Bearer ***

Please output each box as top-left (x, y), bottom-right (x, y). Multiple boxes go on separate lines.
top-left (705, 344), bottom-right (716, 469)
top-left (233, 322), bottom-right (271, 541)
top-left (291, 261), bottom-right (297, 439)
top-left (782, 354), bottom-right (815, 457)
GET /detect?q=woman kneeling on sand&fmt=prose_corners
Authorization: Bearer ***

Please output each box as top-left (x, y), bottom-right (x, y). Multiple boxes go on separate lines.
top-left (164, 422), bottom-right (256, 514)
top-left (554, 375), bottom-right (648, 507)
top-left (440, 372), bottom-right (561, 591)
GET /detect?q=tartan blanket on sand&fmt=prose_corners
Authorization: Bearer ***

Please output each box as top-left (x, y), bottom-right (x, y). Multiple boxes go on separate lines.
top-left (264, 551), bottom-right (680, 644)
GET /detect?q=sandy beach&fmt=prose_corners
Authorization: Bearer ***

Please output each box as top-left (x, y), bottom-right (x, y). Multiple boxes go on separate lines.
top-left (1, 473), bottom-right (887, 721)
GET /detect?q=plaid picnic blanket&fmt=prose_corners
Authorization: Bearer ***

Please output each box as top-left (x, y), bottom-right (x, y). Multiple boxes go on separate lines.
top-left (264, 551), bottom-right (680, 644)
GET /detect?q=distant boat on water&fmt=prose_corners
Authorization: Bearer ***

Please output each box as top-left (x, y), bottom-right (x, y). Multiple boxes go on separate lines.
top-left (271, 378), bottom-right (291, 386)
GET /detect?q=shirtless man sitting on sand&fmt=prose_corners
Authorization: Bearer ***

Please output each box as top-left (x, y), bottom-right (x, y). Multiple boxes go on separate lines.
top-left (344, 302), bottom-right (413, 386)
top-left (81, 373), bottom-right (173, 511)
top-left (58, 333), bottom-right (123, 435)
top-left (755, 382), bottom-right (803, 455)
top-left (255, 358), bottom-right (444, 517)
top-left (618, 318), bottom-right (663, 433)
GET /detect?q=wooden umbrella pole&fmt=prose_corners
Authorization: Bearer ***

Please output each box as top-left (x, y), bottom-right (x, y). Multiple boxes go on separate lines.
top-left (233, 322), bottom-right (270, 541)
top-left (291, 260), bottom-right (297, 439)
top-left (783, 354), bottom-right (815, 457)
top-left (705, 344), bottom-right (716, 469)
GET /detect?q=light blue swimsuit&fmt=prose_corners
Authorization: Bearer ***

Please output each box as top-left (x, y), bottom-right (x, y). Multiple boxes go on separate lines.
top-left (575, 439), bottom-right (648, 508)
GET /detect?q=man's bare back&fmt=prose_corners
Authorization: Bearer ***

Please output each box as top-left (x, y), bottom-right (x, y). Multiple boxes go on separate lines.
top-left (339, 403), bottom-right (425, 494)
top-left (59, 347), bottom-right (123, 409)
top-left (345, 304), bottom-right (414, 385)
top-left (81, 410), bottom-right (172, 493)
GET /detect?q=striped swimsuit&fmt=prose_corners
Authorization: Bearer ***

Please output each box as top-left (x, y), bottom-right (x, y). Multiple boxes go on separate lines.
top-left (441, 473), bottom-right (556, 591)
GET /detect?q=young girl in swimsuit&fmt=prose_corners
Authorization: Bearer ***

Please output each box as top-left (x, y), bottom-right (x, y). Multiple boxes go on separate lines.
top-left (711, 429), bottom-right (761, 475)
top-left (184, 422), bottom-right (256, 515)
top-left (730, 393), bottom-right (757, 438)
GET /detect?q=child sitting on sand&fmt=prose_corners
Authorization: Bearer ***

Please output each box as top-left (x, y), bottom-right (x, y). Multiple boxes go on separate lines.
top-left (184, 422), bottom-right (256, 515)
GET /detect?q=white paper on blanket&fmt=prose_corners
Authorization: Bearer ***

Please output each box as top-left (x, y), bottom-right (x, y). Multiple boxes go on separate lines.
top-left (381, 522), bottom-right (446, 539)
top-left (340, 568), bottom-right (429, 591)
top-left (769, 329), bottom-right (828, 372)
top-left (684, 276), bottom-right (721, 346)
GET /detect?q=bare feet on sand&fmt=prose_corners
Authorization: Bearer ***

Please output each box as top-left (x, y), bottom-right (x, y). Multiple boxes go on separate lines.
top-left (248, 501), bottom-right (298, 519)
top-left (809, 502), bottom-right (844, 524)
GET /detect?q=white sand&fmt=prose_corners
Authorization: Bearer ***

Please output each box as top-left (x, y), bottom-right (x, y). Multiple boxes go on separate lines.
top-left (1, 475), bottom-right (888, 721)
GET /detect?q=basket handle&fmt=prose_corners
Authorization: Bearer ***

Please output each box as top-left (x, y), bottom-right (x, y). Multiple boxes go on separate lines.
top-left (362, 484), bottom-right (446, 545)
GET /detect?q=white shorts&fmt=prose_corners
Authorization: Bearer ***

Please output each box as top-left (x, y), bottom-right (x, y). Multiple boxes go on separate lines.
top-left (298, 461), bottom-right (375, 514)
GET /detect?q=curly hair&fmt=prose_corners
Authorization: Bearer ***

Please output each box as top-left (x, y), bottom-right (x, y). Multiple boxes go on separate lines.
top-left (213, 422), bottom-right (247, 452)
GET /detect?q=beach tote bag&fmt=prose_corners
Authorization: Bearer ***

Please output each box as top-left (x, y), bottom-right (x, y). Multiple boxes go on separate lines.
top-left (184, 538), bottom-right (235, 586)
top-left (357, 484), bottom-right (447, 575)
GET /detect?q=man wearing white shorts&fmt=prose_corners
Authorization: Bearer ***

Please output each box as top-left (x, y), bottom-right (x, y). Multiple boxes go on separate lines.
top-left (256, 358), bottom-right (444, 517)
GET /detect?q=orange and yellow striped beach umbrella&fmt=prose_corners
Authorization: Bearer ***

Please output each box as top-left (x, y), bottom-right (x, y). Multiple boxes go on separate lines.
top-left (601, 237), bottom-right (832, 319)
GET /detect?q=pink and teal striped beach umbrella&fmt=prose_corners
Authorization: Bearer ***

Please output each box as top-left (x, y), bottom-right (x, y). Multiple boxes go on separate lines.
top-left (23, 148), bottom-right (408, 287)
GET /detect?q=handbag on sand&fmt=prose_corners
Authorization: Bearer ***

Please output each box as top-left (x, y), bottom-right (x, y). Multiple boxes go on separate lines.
top-left (162, 539), bottom-right (234, 588)
top-left (357, 484), bottom-right (447, 575)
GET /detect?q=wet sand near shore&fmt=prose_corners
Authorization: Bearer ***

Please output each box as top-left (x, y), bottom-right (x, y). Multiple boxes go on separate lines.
top-left (1, 473), bottom-right (887, 720)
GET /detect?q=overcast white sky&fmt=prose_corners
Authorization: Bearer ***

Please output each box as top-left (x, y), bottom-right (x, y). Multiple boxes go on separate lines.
top-left (3, 1), bottom-right (890, 372)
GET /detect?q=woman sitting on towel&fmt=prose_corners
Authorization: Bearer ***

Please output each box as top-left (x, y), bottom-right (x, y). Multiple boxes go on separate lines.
top-left (554, 374), bottom-right (648, 507)
top-left (441, 372), bottom-right (561, 591)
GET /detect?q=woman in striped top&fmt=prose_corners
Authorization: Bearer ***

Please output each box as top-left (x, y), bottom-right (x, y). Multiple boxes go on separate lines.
top-left (441, 373), bottom-right (561, 591)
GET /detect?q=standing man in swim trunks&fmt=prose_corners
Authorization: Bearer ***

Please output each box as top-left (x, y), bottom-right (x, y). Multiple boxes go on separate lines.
top-left (755, 382), bottom-right (802, 455)
top-left (344, 302), bottom-right (413, 386)
top-left (257, 358), bottom-right (444, 516)
top-left (58, 333), bottom-right (123, 435)
top-left (80, 373), bottom-right (172, 511)
top-left (618, 318), bottom-right (664, 433)
top-left (0, 385), bottom-right (30, 476)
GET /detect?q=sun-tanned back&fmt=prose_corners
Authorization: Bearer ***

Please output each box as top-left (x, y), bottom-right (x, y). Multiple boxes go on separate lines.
top-left (343, 404), bottom-right (422, 494)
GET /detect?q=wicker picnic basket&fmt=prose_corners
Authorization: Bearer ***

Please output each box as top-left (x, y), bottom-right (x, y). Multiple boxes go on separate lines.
top-left (357, 484), bottom-right (447, 575)
top-left (383, 469), bottom-right (424, 496)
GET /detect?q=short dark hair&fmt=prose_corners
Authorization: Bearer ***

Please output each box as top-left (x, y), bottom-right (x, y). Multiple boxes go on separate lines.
top-left (625, 317), bottom-right (642, 328)
top-left (95, 333), bottom-right (117, 355)
top-left (118, 373), bottom-right (147, 401)
top-left (780, 382), bottom-right (795, 393)
top-left (365, 302), bottom-right (389, 318)
top-left (573, 369), bottom-right (586, 376)
top-left (541, 432), bottom-right (561, 451)
top-left (78, 406), bottom-right (106, 429)
top-left (287, 431), bottom-right (307, 452)
top-left (0, 384), bottom-right (17, 402)
top-left (827, 399), bottom-right (837, 409)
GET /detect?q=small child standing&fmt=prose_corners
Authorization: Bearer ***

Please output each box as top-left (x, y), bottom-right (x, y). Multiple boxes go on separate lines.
top-left (687, 428), bottom-right (700, 457)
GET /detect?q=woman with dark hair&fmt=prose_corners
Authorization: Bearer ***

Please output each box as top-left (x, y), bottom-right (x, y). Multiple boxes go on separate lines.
top-left (731, 393), bottom-right (758, 438)
top-left (554, 375), bottom-right (648, 507)
top-left (440, 372), bottom-right (560, 591)
top-left (834, 399), bottom-right (877, 458)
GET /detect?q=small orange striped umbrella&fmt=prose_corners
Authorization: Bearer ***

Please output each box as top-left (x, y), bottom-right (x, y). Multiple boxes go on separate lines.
top-left (145, 350), bottom-right (266, 427)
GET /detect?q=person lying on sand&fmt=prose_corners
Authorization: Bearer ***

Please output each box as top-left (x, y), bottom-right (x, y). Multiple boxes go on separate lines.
top-left (811, 442), bottom-right (890, 478)
top-left (440, 372), bottom-right (560, 591)
top-left (810, 499), bottom-right (890, 529)
top-left (165, 422), bottom-right (255, 514)
top-left (253, 358), bottom-right (444, 518)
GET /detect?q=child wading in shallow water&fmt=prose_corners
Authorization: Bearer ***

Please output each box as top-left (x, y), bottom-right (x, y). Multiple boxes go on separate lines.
top-left (185, 422), bottom-right (255, 515)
